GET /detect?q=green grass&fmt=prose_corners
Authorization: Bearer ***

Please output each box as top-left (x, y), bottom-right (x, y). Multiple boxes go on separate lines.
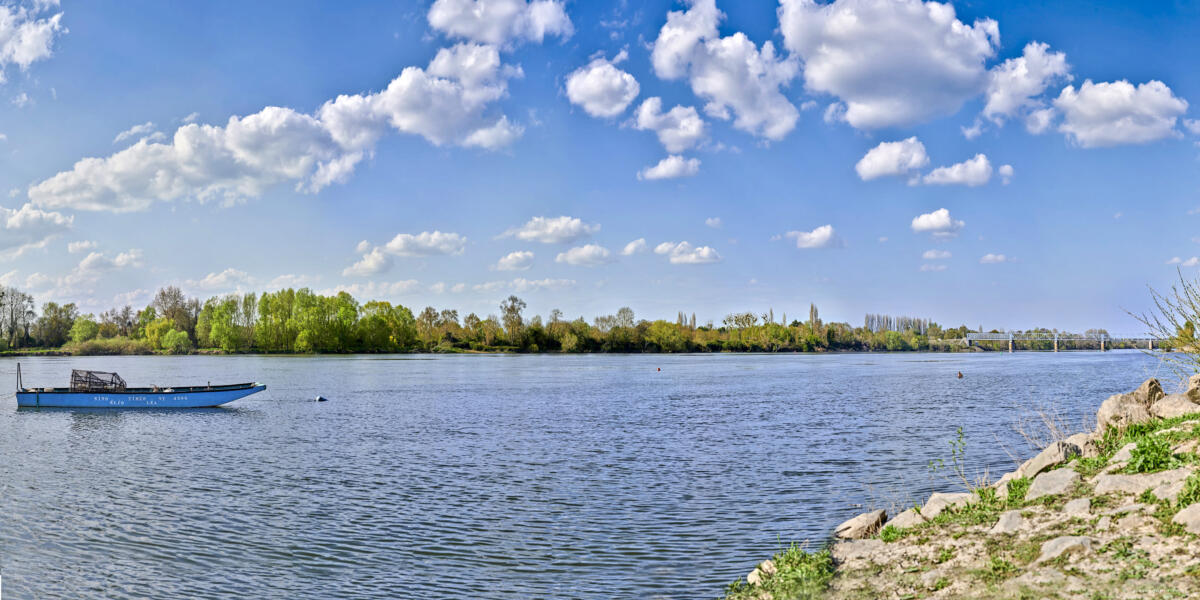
top-left (1125, 436), bottom-right (1180, 474)
top-left (1178, 472), bottom-right (1200, 508)
top-left (1007, 477), bottom-right (1031, 503)
top-left (975, 557), bottom-right (1019, 583)
top-left (879, 525), bottom-right (901, 543)
top-left (722, 543), bottom-right (834, 600)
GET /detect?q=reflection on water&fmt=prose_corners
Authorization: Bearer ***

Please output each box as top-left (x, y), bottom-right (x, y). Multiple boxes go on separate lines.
top-left (0, 352), bottom-right (1166, 599)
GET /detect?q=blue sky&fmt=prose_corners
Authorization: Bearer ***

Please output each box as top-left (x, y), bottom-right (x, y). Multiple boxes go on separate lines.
top-left (0, 0), bottom-right (1198, 332)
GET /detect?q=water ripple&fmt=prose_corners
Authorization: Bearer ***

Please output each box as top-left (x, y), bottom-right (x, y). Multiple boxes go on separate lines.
top-left (0, 352), bottom-right (1162, 598)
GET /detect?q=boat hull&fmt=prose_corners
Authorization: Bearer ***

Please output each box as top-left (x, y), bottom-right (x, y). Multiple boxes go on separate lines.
top-left (16, 384), bottom-right (266, 408)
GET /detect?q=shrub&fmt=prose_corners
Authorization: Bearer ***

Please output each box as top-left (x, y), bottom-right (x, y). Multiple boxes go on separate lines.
top-left (1127, 437), bottom-right (1176, 474)
top-left (64, 336), bottom-right (152, 356)
top-left (723, 544), bottom-right (833, 600)
top-left (879, 525), bottom-right (901, 543)
top-left (162, 329), bottom-right (193, 355)
top-left (69, 316), bottom-right (100, 343)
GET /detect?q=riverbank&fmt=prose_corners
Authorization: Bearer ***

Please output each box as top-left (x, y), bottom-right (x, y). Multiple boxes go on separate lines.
top-left (1, 345), bottom-right (1149, 357)
top-left (726, 377), bottom-right (1200, 599)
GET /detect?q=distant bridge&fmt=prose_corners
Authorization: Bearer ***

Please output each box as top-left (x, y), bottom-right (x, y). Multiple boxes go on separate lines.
top-left (959, 332), bottom-right (1158, 352)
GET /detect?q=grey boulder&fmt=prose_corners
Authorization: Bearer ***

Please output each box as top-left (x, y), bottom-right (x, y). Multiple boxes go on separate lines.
top-left (989, 510), bottom-right (1024, 535)
top-left (1096, 378), bottom-right (1162, 433)
top-left (835, 509), bottom-right (886, 539)
top-left (1149, 393), bottom-right (1200, 419)
top-left (1036, 536), bottom-right (1094, 563)
top-left (1026, 468), bottom-right (1080, 500)
top-left (919, 492), bottom-right (974, 520)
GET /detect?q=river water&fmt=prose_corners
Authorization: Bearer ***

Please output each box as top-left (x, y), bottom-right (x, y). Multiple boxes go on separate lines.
top-left (0, 352), bottom-right (1170, 599)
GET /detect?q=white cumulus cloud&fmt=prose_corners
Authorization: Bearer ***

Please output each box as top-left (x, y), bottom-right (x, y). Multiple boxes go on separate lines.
top-left (922, 154), bottom-right (993, 187)
top-left (67, 240), bottom-right (96, 253)
top-left (494, 250), bottom-right (534, 271)
top-left (113, 122), bottom-right (160, 145)
top-left (998, 164), bottom-right (1014, 185)
top-left (621, 238), bottom-right (647, 255)
top-left (555, 244), bottom-right (613, 266)
top-left (0, 202), bottom-right (72, 257)
top-left (566, 50), bottom-right (639, 118)
top-left (779, 0), bottom-right (998, 130)
top-left (979, 253), bottom-right (1012, 264)
top-left (855, 137), bottom-right (929, 180)
top-left (1025, 107), bottom-right (1056, 134)
top-left (705, 217), bottom-right (722, 228)
top-left (0, 4), bottom-right (64, 83)
top-left (638, 155), bottom-right (700, 180)
top-left (786, 225), bottom-right (840, 249)
top-left (911, 208), bottom-right (964, 238)
top-left (384, 230), bottom-right (467, 256)
top-left (29, 43), bottom-right (525, 212)
top-left (634, 97), bottom-right (707, 153)
top-left (922, 249), bottom-right (951, 259)
top-left (427, 0), bottom-right (573, 47)
top-left (654, 240), bottom-right (721, 264)
top-left (651, 0), bottom-right (799, 140)
top-left (1054, 79), bottom-right (1189, 148)
top-left (343, 247), bottom-right (393, 277)
top-left (503, 216), bottom-right (598, 243)
top-left (38, 248), bottom-right (145, 300)
top-left (983, 41), bottom-right (1070, 126)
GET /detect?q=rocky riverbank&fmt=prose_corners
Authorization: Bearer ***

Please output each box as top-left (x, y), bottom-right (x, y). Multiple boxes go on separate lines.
top-left (724, 376), bottom-right (1200, 599)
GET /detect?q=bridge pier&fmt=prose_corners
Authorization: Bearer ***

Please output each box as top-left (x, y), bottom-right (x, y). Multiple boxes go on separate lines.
top-left (962, 332), bottom-right (1156, 352)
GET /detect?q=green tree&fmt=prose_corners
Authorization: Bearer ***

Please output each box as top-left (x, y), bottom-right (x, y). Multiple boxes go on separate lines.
top-left (145, 318), bottom-right (175, 350)
top-left (134, 306), bottom-right (157, 339)
top-left (357, 301), bottom-right (417, 351)
top-left (256, 289), bottom-right (297, 351)
top-left (69, 314), bottom-right (100, 343)
top-left (208, 296), bottom-right (244, 352)
top-left (645, 320), bottom-right (685, 352)
top-left (500, 295), bottom-right (526, 345)
top-left (34, 302), bottom-right (78, 347)
top-left (417, 306), bottom-right (438, 348)
top-left (162, 329), bottom-right (193, 354)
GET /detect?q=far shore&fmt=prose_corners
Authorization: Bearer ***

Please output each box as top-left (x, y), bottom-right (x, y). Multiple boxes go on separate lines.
top-left (0, 346), bottom-right (1154, 358)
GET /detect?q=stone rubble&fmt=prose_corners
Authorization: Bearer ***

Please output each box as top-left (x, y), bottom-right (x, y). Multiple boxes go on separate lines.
top-left (763, 377), bottom-right (1200, 600)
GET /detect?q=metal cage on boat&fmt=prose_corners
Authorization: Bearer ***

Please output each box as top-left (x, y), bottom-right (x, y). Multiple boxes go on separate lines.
top-left (70, 369), bottom-right (127, 393)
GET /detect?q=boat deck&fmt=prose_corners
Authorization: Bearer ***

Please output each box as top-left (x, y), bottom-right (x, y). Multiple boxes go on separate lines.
top-left (20, 382), bottom-right (259, 394)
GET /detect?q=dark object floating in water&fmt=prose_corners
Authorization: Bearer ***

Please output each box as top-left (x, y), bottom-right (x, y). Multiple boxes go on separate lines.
top-left (15, 365), bottom-right (265, 408)
top-left (957, 371), bottom-right (964, 379)
top-left (316, 396), bottom-right (329, 402)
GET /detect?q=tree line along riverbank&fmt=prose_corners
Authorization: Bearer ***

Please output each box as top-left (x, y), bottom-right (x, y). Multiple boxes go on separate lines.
top-left (723, 378), bottom-right (1200, 599)
top-left (0, 285), bottom-right (1145, 356)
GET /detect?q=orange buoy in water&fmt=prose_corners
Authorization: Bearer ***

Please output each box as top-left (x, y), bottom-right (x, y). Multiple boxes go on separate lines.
top-left (957, 371), bottom-right (964, 379)
top-left (657, 367), bottom-right (661, 371)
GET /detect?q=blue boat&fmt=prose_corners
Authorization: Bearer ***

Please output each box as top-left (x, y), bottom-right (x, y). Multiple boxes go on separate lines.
top-left (16, 366), bottom-right (266, 408)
